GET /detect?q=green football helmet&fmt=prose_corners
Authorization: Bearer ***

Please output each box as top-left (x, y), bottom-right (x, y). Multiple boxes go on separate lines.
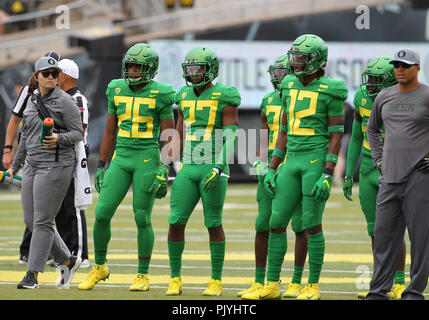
top-left (287, 34), bottom-right (328, 78)
top-left (361, 56), bottom-right (397, 97)
top-left (268, 53), bottom-right (289, 90)
top-left (122, 43), bottom-right (159, 85)
top-left (182, 46), bottom-right (219, 88)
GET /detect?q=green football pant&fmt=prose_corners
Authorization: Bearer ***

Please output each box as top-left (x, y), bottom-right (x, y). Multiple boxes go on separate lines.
top-left (270, 151), bottom-right (327, 230)
top-left (256, 180), bottom-right (304, 233)
top-left (168, 163), bottom-right (228, 280)
top-left (358, 156), bottom-right (379, 238)
top-left (93, 147), bottom-right (160, 273)
top-left (169, 163), bottom-right (228, 228)
top-left (267, 151), bottom-right (327, 283)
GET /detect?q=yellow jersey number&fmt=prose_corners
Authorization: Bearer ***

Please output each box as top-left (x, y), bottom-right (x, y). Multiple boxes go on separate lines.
top-left (114, 96), bottom-right (155, 138)
top-left (288, 89), bottom-right (318, 135)
top-left (265, 105), bottom-right (282, 150)
top-left (181, 100), bottom-right (218, 141)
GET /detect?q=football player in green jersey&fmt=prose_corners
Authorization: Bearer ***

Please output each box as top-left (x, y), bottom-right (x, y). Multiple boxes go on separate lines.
top-left (166, 46), bottom-right (240, 297)
top-left (342, 57), bottom-right (406, 300)
top-left (244, 34), bottom-right (348, 300)
top-left (78, 43), bottom-right (175, 291)
top-left (239, 54), bottom-right (308, 299)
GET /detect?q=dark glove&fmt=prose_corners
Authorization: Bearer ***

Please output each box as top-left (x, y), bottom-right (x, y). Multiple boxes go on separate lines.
top-left (416, 157), bottom-right (429, 172)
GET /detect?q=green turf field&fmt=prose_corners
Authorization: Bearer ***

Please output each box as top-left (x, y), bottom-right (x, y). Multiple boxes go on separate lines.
top-left (0, 183), bottom-right (422, 300)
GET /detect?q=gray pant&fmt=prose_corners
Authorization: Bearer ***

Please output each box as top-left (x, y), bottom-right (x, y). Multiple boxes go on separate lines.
top-left (21, 163), bottom-right (74, 272)
top-left (368, 169), bottom-right (429, 300)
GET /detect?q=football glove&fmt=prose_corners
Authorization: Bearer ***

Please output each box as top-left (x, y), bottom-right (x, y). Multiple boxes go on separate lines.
top-left (263, 168), bottom-right (276, 198)
top-left (150, 164), bottom-right (170, 199)
top-left (311, 173), bottom-right (332, 202)
top-left (94, 167), bottom-right (105, 193)
top-left (253, 160), bottom-right (268, 183)
top-left (343, 175), bottom-right (353, 201)
top-left (203, 167), bottom-right (221, 193)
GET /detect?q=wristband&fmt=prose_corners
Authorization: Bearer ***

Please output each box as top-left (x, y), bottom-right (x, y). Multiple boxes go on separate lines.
top-left (325, 153), bottom-right (338, 165)
top-left (97, 160), bottom-right (106, 169)
top-left (323, 168), bottom-right (334, 176)
top-left (4, 145), bottom-right (12, 150)
top-left (328, 125), bottom-right (344, 133)
top-left (272, 148), bottom-right (285, 161)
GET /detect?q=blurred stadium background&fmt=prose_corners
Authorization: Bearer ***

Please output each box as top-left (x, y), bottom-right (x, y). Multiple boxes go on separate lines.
top-left (1, 0), bottom-right (428, 183)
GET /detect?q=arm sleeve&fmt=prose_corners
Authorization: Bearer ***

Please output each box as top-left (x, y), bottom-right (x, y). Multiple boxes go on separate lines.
top-left (366, 96), bottom-right (384, 166)
top-left (57, 99), bottom-right (84, 146)
top-left (215, 124), bottom-right (238, 172)
top-left (345, 119), bottom-right (363, 177)
top-left (12, 85), bottom-right (29, 117)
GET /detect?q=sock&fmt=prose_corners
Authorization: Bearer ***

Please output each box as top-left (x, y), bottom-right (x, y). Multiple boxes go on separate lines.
top-left (137, 224), bottom-right (154, 274)
top-left (255, 267), bottom-right (266, 285)
top-left (291, 266), bottom-right (304, 284)
top-left (308, 231), bottom-right (325, 284)
top-left (267, 231), bottom-right (287, 282)
top-left (210, 241), bottom-right (225, 281)
top-left (394, 270), bottom-right (405, 285)
top-left (93, 218), bottom-right (111, 265)
top-left (168, 241), bottom-right (185, 278)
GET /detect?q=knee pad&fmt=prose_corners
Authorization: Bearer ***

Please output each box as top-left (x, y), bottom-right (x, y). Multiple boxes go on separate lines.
top-left (269, 210), bottom-right (289, 230)
top-left (134, 210), bottom-right (152, 228)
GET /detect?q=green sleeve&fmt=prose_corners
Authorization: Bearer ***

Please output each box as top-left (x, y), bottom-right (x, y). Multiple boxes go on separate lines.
top-left (215, 124), bottom-right (238, 172)
top-left (158, 90), bottom-right (175, 119)
top-left (106, 85), bottom-right (116, 115)
top-left (222, 86), bottom-right (241, 107)
top-left (345, 119), bottom-right (364, 177)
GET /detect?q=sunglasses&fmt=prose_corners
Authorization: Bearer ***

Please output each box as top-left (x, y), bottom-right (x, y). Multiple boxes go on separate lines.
top-left (392, 61), bottom-right (417, 69)
top-left (40, 70), bottom-right (59, 78)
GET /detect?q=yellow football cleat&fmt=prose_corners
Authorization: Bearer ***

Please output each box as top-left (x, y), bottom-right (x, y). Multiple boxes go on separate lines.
top-left (296, 283), bottom-right (320, 300)
top-left (129, 273), bottom-right (149, 291)
top-left (282, 283), bottom-right (302, 298)
top-left (241, 281), bottom-right (281, 300)
top-left (392, 284), bottom-right (406, 300)
top-left (77, 264), bottom-right (110, 290)
top-left (166, 277), bottom-right (183, 296)
top-left (357, 290), bottom-right (395, 299)
top-left (202, 279), bottom-right (223, 296)
top-left (237, 282), bottom-right (263, 297)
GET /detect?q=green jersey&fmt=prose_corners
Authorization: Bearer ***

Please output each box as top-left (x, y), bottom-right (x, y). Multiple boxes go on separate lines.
top-left (353, 85), bottom-right (384, 158)
top-left (106, 79), bottom-right (175, 150)
top-left (175, 83), bottom-right (241, 166)
top-left (280, 74), bottom-right (348, 153)
top-left (260, 90), bottom-right (283, 162)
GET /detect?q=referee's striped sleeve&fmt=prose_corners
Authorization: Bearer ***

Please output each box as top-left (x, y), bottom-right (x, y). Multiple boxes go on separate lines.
top-left (12, 85), bottom-right (29, 117)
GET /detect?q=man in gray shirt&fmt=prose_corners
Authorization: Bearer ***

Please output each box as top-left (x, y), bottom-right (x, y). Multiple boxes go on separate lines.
top-left (366, 49), bottom-right (429, 300)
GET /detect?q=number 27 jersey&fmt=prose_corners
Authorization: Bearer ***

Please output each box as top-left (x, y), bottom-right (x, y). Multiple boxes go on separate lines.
top-left (106, 79), bottom-right (175, 150)
top-left (175, 83), bottom-right (241, 165)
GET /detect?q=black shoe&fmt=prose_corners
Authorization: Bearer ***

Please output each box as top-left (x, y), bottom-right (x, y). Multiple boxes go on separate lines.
top-left (56, 255), bottom-right (82, 289)
top-left (17, 271), bottom-right (39, 289)
top-left (18, 255), bottom-right (28, 265)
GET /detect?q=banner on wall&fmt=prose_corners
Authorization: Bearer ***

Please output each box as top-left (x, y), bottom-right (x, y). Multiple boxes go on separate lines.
top-left (150, 40), bottom-right (429, 109)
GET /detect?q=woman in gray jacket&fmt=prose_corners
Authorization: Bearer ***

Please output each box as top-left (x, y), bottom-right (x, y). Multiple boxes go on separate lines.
top-left (7, 56), bottom-right (84, 289)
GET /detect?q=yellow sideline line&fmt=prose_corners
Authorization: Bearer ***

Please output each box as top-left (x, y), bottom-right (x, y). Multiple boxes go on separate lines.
top-left (0, 253), bottom-right (412, 264)
top-left (0, 270), bottom-right (397, 285)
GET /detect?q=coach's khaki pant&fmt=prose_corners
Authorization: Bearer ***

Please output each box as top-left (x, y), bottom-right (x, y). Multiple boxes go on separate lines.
top-left (21, 163), bottom-right (74, 273)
